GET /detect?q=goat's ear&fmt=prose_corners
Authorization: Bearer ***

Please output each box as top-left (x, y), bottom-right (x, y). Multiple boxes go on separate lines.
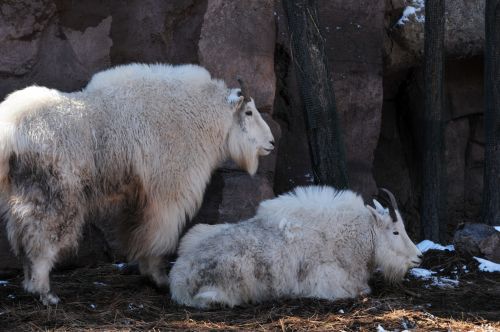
top-left (366, 205), bottom-right (383, 226)
top-left (227, 89), bottom-right (245, 110)
top-left (373, 199), bottom-right (387, 215)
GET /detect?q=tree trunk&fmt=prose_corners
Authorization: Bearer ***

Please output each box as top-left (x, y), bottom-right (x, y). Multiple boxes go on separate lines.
top-left (482, 0), bottom-right (500, 226)
top-left (421, 0), bottom-right (446, 241)
top-left (283, 0), bottom-right (348, 188)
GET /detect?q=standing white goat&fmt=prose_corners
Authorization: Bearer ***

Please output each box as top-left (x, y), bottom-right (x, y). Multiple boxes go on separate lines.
top-left (0, 63), bottom-right (274, 305)
top-left (169, 186), bottom-right (422, 308)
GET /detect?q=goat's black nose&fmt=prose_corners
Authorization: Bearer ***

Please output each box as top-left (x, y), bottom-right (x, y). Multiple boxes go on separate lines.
top-left (270, 140), bottom-right (275, 146)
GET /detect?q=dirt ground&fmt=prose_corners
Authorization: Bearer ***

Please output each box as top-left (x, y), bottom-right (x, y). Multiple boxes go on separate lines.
top-left (0, 250), bottom-right (499, 331)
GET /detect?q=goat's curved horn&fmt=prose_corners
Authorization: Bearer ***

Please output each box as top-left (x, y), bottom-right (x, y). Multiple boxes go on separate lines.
top-left (237, 77), bottom-right (251, 102)
top-left (379, 188), bottom-right (398, 222)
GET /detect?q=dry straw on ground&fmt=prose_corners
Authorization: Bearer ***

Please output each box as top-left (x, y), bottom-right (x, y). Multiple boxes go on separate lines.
top-left (0, 250), bottom-right (499, 331)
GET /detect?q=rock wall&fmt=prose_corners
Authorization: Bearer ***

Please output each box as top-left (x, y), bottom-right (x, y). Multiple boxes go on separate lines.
top-left (377, 0), bottom-right (487, 237)
top-left (0, 0), bottom-right (489, 274)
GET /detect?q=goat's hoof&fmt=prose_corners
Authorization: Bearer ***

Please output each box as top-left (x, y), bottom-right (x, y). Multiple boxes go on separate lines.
top-left (40, 292), bottom-right (60, 305)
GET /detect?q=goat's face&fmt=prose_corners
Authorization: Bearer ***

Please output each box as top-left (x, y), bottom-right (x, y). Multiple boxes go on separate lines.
top-left (366, 191), bottom-right (422, 282)
top-left (227, 90), bottom-right (274, 175)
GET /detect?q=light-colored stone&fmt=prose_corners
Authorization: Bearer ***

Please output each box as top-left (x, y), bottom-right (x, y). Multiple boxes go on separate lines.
top-left (63, 16), bottom-right (113, 74)
top-left (198, 0), bottom-right (276, 113)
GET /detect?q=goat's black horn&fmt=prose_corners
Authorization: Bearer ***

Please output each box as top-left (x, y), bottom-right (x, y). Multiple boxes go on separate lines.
top-left (379, 187), bottom-right (398, 222)
top-left (236, 77), bottom-right (251, 102)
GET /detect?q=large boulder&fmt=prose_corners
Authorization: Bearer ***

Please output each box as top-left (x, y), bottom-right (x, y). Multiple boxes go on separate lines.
top-left (0, 0), bottom-right (56, 76)
top-left (386, 0), bottom-right (485, 72)
top-left (198, 0), bottom-right (276, 113)
top-left (453, 223), bottom-right (500, 262)
top-left (194, 0), bottom-right (280, 227)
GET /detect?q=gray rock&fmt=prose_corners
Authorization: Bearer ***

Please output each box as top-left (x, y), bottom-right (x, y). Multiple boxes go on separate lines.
top-left (386, 0), bottom-right (485, 71)
top-left (274, 0), bottom-right (386, 199)
top-left (0, 0), bottom-right (56, 75)
top-left (453, 222), bottom-right (498, 258)
top-left (198, 0), bottom-right (276, 113)
top-left (479, 233), bottom-right (500, 263)
top-left (316, 0), bottom-right (386, 198)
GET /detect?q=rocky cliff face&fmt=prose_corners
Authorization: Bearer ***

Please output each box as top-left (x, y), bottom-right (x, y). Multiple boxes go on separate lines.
top-left (378, 0), bottom-right (486, 236)
top-left (0, 0), bottom-right (487, 274)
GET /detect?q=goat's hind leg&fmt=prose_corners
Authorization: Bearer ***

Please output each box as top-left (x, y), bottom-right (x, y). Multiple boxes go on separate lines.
top-left (25, 252), bottom-right (60, 305)
top-left (9, 210), bottom-right (63, 305)
top-left (22, 259), bottom-right (33, 293)
top-left (139, 255), bottom-right (169, 289)
top-left (6, 165), bottom-right (85, 304)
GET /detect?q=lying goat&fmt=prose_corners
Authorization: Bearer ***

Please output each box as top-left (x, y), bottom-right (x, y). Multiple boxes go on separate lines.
top-left (169, 186), bottom-right (422, 308)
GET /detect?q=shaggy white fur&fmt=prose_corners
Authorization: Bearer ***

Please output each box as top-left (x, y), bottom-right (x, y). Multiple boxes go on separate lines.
top-left (170, 186), bottom-right (422, 309)
top-left (0, 63), bottom-right (274, 305)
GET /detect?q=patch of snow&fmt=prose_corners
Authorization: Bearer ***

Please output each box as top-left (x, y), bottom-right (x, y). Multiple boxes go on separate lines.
top-left (0, 280), bottom-right (8, 286)
top-left (7, 294), bottom-right (15, 299)
top-left (410, 268), bottom-right (459, 288)
top-left (93, 281), bottom-right (107, 287)
top-left (474, 257), bottom-right (500, 272)
top-left (410, 267), bottom-right (435, 279)
top-left (376, 325), bottom-right (387, 332)
top-left (430, 277), bottom-right (459, 288)
top-left (128, 303), bottom-right (144, 311)
top-left (89, 303), bottom-right (97, 309)
top-left (338, 309), bottom-right (344, 314)
top-left (113, 263), bottom-right (127, 270)
top-left (417, 240), bottom-right (454, 253)
top-left (494, 226), bottom-right (500, 232)
top-left (396, 0), bottom-right (425, 26)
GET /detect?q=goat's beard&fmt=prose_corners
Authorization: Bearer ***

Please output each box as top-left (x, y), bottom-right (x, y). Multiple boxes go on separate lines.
top-left (376, 258), bottom-right (410, 283)
top-left (227, 132), bottom-right (259, 175)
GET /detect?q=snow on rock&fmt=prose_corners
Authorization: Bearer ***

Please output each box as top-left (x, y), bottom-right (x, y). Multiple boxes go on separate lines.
top-left (474, 257), bottom-right (500, 272)
top-left (396, 0), bottom-right (425, 26)
top-left (417, 240), bottom-right (454, 253)
top-left (0, 281), bottom-right (8, 286)
top-left (494, 226), bottom-right (500, 232)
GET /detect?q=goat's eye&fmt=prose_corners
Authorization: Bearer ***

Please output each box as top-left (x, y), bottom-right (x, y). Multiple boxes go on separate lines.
top-left (245, 110), bottom-right (253, 116)
top-left (393, 231), bottom-right (399, 235)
